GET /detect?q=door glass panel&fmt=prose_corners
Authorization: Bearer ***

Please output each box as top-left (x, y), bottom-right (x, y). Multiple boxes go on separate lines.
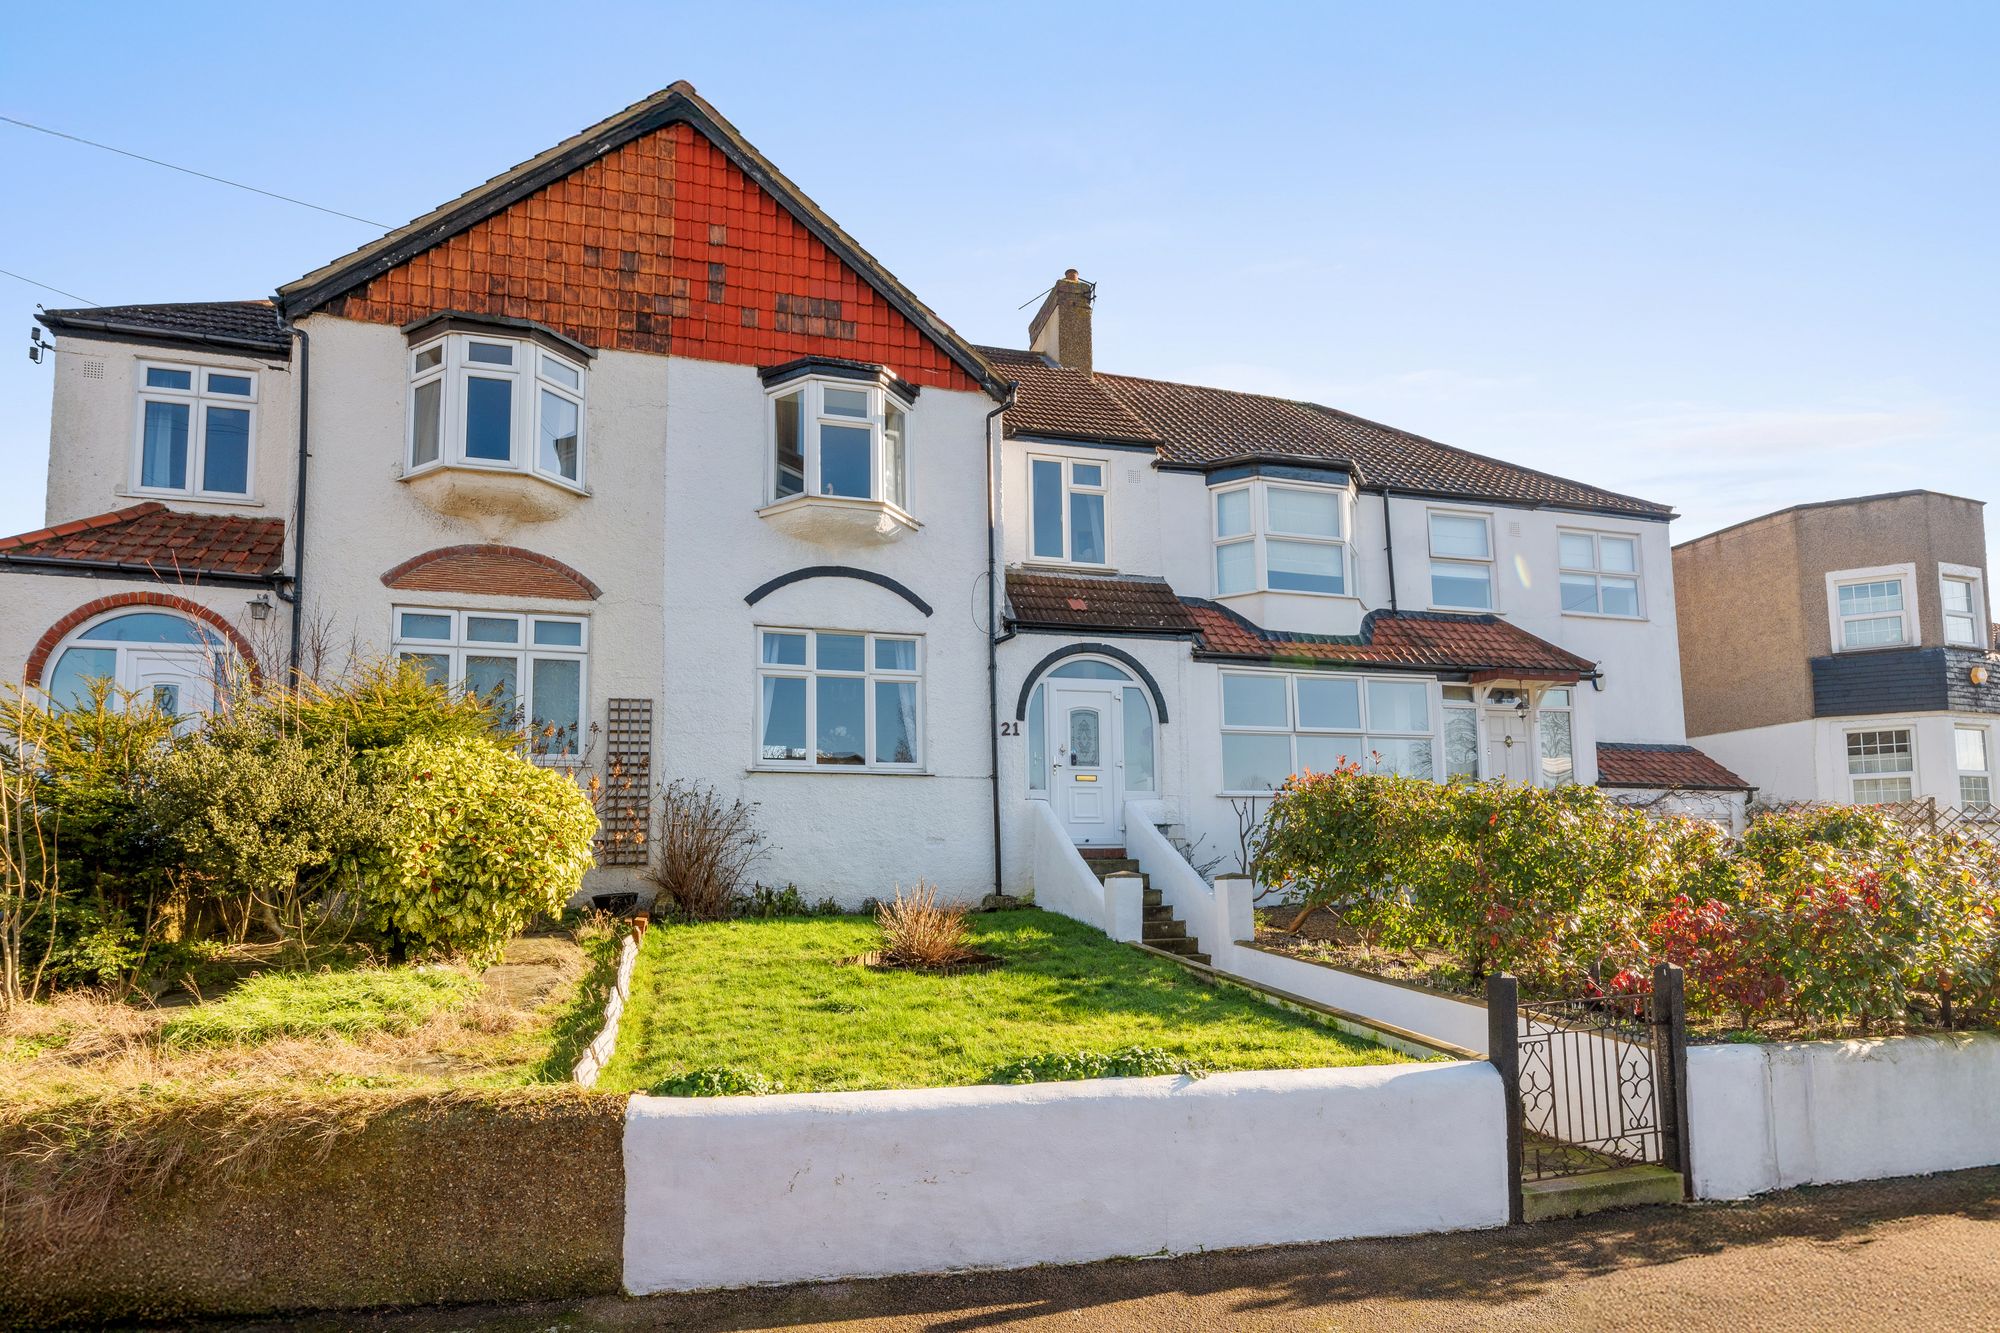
top-left (816, 677), bottom-right (865, 764)
top-left (151, 683), bottom-right (181, 717)
top-left (1027, 685), bottom-right (1047, 792)
top-left (1122, 687), bottom-right (1154, 791)
top-left (47, 647), bottom-right (118, 708)
top-left (1538, 711), bottom-right (1573, 784)
top-left (1050, 661), bottom-right (1129, 679)
top-left (1445, 708), bottom-right (1479, 777)
top-left (1068, 708), bottom-right (1101, 767)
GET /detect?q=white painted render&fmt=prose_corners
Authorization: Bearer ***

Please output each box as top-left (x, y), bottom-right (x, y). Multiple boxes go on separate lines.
top-left (1686, 1034), bottom-right (2000, 1199)
top-left (1695, 711), bottom-right (1995, 805)
top-left (41, 333), bottom-right (296, 528)
top-left (1028, 800), bottom-right (1140, 939)
top-left (622, 1061), bottom-right (1509, 1292)
top-left (0, 571), bottom-right (275, 691)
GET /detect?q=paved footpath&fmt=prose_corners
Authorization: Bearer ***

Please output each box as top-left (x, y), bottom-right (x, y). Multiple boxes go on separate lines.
top-left (226, 1168), bottom-right (2000, 1332)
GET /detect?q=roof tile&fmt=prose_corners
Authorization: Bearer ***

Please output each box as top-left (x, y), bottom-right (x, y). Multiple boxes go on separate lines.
top-left (0, 504), bottom-right (286, 579)
top-left (1186, 601), bottom-right (1596, 676)
top-left (37, 300), bottom-right (289, 353)
top-left (1596, 742), bottom-right (1753, 791)
top-left (1005, 569), bottom-right (1197, 634)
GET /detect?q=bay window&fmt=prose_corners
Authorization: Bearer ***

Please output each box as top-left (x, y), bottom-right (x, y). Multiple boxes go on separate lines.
top-left (392, 607), bottom-right (587, 760)
top-left (1559, 531), bottom-right (1642, 618)
top-left (767, 378), bottom-right (912, 510)
top-left (1213, 481), bottom-right (1348, 596)
top-left (1847, 728), bottom-right (1914, 803)
top-left (407, 332), bottom-right (587, 487)
top-left (1030, 456), bottom-right (1108, 565)
top-left (1428, 511), bottom-right (1494, 610)
top-left (1220, 670), bottom-right (1434, 792)
top-left (134, 362), bottom-right (255, 498)
top-left (757, 629), bottom-right (922, 770)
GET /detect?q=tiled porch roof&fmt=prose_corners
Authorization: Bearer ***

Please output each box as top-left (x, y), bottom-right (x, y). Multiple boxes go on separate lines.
top-left (1595, 742), bottom-right (1753, 792)
top-left (0, 503), bottom-right (287, 580)
top-left (1005, 568), bottom-right (1198, 635)
top-left (1185, 601), bottom-right (1597, 678)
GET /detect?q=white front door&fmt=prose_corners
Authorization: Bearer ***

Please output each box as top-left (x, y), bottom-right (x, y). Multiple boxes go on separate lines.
top-left (1051, 684), bottom-right (1123, 846)
top-left (128, 648), bottom-right (218, 728)
top-left (1484, 707), bottom-right (1533, 784)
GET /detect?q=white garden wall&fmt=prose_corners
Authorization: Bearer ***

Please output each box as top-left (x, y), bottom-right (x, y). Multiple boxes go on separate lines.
top-left (1029, 800), bottom-right (1141, 941)
top-left (623, 1061), bottom-right (1509, 1293)
top-left (1686, 1033), bottom-right (2000, 1200)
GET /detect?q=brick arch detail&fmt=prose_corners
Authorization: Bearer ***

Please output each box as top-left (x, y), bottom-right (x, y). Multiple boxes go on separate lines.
top-left (380, 545), bottom-right (602, 601)
top-left (25, 592), bottom-right (262, 686)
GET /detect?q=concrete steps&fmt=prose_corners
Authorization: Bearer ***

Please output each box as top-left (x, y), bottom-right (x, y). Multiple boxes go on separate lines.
top-left (1085, 852), bottom-right (1209, 966)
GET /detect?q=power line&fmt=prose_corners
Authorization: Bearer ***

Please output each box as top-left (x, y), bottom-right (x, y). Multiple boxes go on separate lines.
top-left (0, 267), bottom-right (96, 306)
top-left (0, 114), bottom-right (391, 229)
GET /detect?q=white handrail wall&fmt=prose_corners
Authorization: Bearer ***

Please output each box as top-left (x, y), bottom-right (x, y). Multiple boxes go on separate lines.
top-left (1028, 799), bottom-right (1142, 941)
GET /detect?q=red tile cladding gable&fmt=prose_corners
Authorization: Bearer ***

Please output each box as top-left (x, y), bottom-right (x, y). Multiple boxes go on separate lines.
top-left (319, 123), bottom-right (977, 392)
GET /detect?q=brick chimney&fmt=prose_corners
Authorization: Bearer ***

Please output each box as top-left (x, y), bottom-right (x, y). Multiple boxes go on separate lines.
top-left (1029, 269), bottom-right (1094, 373)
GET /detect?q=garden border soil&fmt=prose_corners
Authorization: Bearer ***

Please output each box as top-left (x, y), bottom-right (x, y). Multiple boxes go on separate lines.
top-left (0, 1088), bottom-right (626, 1328)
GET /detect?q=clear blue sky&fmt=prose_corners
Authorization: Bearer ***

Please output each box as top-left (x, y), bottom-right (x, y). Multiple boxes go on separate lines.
top-left (2, 1), bottom-right (1994, 604)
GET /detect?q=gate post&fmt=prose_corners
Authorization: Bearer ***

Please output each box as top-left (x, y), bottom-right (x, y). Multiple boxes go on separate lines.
top-left (1486, 972), bottom-right (1523, 1224)
top-left (1652, 962), bottom-right (1693, 1199)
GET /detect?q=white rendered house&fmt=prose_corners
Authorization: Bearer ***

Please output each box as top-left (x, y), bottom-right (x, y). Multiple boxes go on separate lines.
top-left (2, 83), bottom-right (1746, 909)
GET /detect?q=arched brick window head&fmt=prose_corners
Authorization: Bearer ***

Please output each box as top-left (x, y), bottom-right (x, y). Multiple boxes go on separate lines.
top-left (25, 592), bottom-right (260, 687)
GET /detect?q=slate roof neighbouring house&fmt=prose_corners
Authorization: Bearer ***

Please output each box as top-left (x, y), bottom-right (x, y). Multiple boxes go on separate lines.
top-left (0, 503), bottom-right (287, 580)
top-left (36, 300), bottom-right (291, 354)
top-left (1184, 601), bottom-right (1598, 678)
top-left (979, 345), bottom-right (1672, 519)
top-left (1005, 569), bottom-right (1198, 635)
top-left (1595, 742), bottom-right (1753, 791)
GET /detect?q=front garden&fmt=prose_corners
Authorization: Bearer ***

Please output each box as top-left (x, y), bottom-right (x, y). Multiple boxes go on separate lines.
top-left (1249, 765), bottom-right (2000, 1039)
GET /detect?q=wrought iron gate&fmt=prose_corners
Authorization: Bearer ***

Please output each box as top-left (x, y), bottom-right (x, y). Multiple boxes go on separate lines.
top-left (1487, 964), bottom-right (1691, 1223)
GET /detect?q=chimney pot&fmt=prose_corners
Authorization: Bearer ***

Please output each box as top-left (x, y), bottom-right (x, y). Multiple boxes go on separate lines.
top-left (1029, 270), bottom-right (1094, 374)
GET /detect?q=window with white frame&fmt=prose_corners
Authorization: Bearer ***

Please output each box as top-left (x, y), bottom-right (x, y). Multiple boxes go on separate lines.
top-left (1558, 531), bottom-right (1642, 618)
top-left (1831, 572), bottom-right (1911, 650)
top-left (407, 333), bottom-right (587, 487)
top-left (1220, 670), bottom-right (1433, 792)
top-left (1957, 726), bottom-right (1992, 808)
top-left (1847, 728), bottom-right (1914, 803)
top-left (134, 362), bottom-right (255, 498)
top-left (1537, 687), bottom-right (1575, 785)
top-left (1941, 569), bottom-right (1984, 647)
top-left (1214, 481), bottom-right (1347, 597)
top-left (1428, 511), bottom-right (1494, 610)
top-left (1442, 684), bottom-right (1479, 779)
top-left (756, 629), bottom-right (921, 769)
top-left (767, 378), bottom-right (910, 510)
top-left (1029, 456), bottom-right (1108, 565)
top-left (392, 608), bottom-right (588, 759)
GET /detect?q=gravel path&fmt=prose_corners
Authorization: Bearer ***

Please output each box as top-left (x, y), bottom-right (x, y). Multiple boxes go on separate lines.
top-left (210, 1167), bottom-right (2000, 1332)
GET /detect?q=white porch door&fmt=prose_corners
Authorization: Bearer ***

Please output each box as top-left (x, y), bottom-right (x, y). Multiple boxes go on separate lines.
top-left (128, 648), bottom-right (218, 727)
top-left (1483, 707), bottom-right (1533, 784)
top-left (1050, 684), bottom-right (1124, 846)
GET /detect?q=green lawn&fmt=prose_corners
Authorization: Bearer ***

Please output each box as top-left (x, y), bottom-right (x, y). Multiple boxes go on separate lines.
top-left (598, 909), bottom-right (1407, 1094)
top-left (158, 965), bottom-right (481, 1048)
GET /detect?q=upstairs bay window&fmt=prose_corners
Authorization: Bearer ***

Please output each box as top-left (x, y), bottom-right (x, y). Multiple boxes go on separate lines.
top-left (134, 362), bottom-right (255, 498)
top-left (1428, 511), bottom-right (1494, 610)
top-left (392, 607), bottom-right (587, 760)
top-left (1213, 482), bottom-right (1347, 597)
top-left (1220, 670), bottom-right (1433, 793)
top-left (1559, 531), bottom-right (1642, 618)
top-left (407, 333), bottom-right (587, 488)
top-left (1030, 457), bottom-right (1107, 565)
top-left (768, 378), bottom-right (911, 510)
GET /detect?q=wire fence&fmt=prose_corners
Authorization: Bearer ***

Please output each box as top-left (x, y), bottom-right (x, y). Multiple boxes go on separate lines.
top-left (1753, 796), bottom-right (2000, 842)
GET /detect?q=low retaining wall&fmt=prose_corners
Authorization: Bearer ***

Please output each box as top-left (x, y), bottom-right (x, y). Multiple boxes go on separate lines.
top-left (623, 1062), bottom-right (1509, 1293)
top-left (1687, 1033), bottom-right (2000, 1199)
top-left (573, 919), bottom-right (646, 1088)
top-left (1029, 799), bottom-right (1141, 941)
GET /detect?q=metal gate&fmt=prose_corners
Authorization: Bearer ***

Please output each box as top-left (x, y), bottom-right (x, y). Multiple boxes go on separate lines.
top-left (1487, 964), bottom-right (1692, 1223)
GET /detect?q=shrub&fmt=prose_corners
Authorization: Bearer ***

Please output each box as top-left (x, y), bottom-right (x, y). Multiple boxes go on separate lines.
top-left (645, 780), bottom-right (765, 922)
top-left (990, 1046), bottom-right (1210, 1084)
top-left (286, 659), bottom-right (510, 756)
top-left (735, 883), bottom-right (842, 918)
top-left (650, 1067), bottom-right (784, 1097)
top-left (876, 881), bottom-right (975, 967)
top-left (360, 737), bottom-right (598, 963)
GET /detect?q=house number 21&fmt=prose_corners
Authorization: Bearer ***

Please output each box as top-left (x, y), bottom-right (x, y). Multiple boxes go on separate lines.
top-left (998, 721), bottom-right (1021, 736)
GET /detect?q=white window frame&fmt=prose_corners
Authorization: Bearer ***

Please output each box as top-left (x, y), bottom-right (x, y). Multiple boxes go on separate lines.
top-left (754, 627), bottom-right (924, 772)
top-left (132, 360), bottom-right (259, 500)
top-left (763, 377), bottom-right (914, 513)
top-left (1845, 726), bottom-right (1915, 804)
top-left (390, 606), bottom-right (590, 763)
top-left (1940, 564), bottom-right (1985, 648)
top-left (404, 334), bottom-right (588, 491)
top-left (1027, 454), bottom-right (1111, 567)
top-left (1557, 528), bottom-right (1645, 620)
top-left (1212, 480), bottom-right (1350, 598)
top-left (1427, 509), bottom-right (1496, 611)
top-left (1956, 724), bottom-right (1992, 808)
top-left (1826, 564), bottom-right (1915, 653)
top-left (1218, 668), bottom-right (1436, 795)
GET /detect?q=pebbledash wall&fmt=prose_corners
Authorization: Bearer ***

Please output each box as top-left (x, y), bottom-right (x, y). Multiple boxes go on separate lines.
top-left (622, 1062), bottom-right (1510, 1293)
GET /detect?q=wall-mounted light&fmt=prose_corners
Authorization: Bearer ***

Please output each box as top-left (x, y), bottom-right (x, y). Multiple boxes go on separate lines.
top-left (1974, 664), bottom-right (1992, 687)
top-left (249, 593), bottom-right (273, 621)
